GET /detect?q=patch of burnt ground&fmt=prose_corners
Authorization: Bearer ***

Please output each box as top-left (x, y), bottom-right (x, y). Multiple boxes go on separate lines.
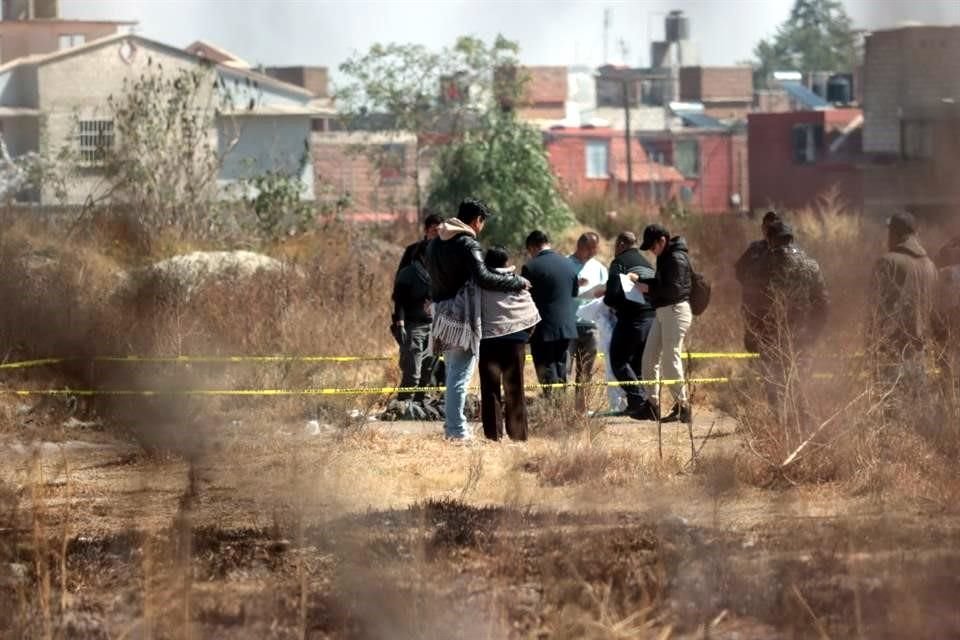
top-left (2, 502), bottom-right (960, 638)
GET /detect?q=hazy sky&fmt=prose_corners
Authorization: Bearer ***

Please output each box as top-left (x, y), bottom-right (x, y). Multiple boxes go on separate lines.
top-left (64, 0), bottom-right (960, 82)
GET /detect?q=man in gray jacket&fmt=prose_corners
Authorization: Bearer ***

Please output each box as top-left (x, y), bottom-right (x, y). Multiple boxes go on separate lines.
top-left (868, 212), bottom-right (937, 390)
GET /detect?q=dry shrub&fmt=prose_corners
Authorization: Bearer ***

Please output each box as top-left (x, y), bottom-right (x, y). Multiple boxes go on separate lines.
top-left (497, 525), bottom-right (666, 639)
top-left (0, 209), bottom-right (401, 452)
top-left (523, 440), bottom-right (648, 487)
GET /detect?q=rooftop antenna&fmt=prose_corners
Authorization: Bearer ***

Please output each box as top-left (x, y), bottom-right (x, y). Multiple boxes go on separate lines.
top-left (603, 7), bottom-right (611, 64)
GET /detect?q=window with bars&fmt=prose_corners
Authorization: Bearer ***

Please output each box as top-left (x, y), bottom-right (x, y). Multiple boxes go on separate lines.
top-left (585, 140), bottom-right (609, 178)
top-left (78, 120), bottom-right (114, 164)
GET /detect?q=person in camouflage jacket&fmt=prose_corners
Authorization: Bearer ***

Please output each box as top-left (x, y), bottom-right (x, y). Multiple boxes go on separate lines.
top-left (755, 221), bottom-right (829, 420)
top-left (734, 211), bottom-right (781, 352)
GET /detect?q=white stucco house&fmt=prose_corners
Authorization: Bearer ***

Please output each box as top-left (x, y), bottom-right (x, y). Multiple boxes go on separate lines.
top-left (0, 33), bottom-right (320, 204)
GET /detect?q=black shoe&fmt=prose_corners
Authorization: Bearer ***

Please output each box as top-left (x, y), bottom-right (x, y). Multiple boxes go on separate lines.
top-left (661, 403), bottom-right (692, 423)
top-left (629, 401), bottom-right (660, 422)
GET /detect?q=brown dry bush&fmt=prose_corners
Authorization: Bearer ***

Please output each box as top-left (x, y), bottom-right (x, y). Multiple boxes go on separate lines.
top-left (0, 210), bottom-right (408, 468)
top-left (523, 441), bottom-right (650, 487)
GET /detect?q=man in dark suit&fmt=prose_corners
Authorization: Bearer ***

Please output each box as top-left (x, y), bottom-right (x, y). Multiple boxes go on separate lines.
top-left (521, 230), bottom-right (579, 395)
top-left (603, 231), bottom-right (658, 420)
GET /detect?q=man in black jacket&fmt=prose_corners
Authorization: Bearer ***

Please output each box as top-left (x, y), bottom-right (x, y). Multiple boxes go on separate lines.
top-left (521, 230), bottom-right (579, 395)
top-left (397, 213), bottom-right (444, 275)
top-left (637, 224), bottom-right (693, 422)
top-left (392, 242), bottom-right (436, 402)
top-left (603, 231), bottom-right (658, 419)
top-left (426, 199), bottom-right (527, 440)
top-left (392, 213), bottom-right (443, 346)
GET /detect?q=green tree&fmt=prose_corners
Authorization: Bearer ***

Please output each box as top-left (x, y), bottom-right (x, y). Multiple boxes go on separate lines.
top-left (426, 111), bottom-right (572, 249)
top-left (336, 35), bottom-right (526, 217)
top-left (753, 0), bottom-right (860, 88)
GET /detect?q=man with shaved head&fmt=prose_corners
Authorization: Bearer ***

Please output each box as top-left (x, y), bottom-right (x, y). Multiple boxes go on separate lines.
top-left (603, 231), bottom-right (658, 419)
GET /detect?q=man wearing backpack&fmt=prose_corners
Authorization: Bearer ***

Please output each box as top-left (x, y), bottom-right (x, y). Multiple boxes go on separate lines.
top-left (635, 224), bottom-right (693, 423)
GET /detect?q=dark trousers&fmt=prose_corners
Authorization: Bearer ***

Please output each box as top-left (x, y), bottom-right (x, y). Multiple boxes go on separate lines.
top-left (478, 340), bottom-right (528, 441)
top-left (568, 325), bottom-right (599, 411)
top-left (530, 338), bottom-right (571, 396)
top-left (398, 322), bottom-right (434, 401)
top-left (609, 315), bottom-right (655, 410)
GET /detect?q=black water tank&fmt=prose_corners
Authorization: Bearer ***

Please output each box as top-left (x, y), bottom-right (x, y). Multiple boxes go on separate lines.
top-left (827, 74), bottom-right (853, 104)
top-left (665, 11), bottom-right (690, 43)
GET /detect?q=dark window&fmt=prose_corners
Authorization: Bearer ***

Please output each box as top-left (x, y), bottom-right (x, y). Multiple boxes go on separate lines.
top-left (792, 123), bottom-right (823, 164)
top-left (675, 139), bottom-right (700, 177)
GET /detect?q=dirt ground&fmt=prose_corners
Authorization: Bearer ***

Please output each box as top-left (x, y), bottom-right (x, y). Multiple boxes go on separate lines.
top-left (2, 400), bottom-right (960, 639)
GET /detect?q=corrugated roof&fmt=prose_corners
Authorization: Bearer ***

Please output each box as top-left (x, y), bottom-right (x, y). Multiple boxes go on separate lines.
top-left (675, 111), bottom-right (727, 129)
top-left (780, 80), bottom-right (829, 109)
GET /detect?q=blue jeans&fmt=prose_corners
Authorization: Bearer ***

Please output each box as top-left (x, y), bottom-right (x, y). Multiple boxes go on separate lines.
top-left (444, 348), bottom-right (477, 439)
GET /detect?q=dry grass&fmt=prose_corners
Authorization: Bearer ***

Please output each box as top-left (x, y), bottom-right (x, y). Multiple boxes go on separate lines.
top-left (3, 196), bottom-right (960, 638)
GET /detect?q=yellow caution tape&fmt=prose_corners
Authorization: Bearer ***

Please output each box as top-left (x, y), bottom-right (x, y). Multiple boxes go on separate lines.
top-left (1, 376), bottom-right (734, 397)
top-left (93, 355), bottom-right (393, 364)
top-left (0, 358), bottom-right (68, 369)
top-left (0, 352), bottom-right (758, 370)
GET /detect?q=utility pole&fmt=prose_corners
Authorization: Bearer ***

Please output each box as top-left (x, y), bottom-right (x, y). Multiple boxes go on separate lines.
top-left (603, 7), bottom-right (611, 64)
top-left (618, 37), bottom-right (633, 202)
top-left (622, 77), bottom-right (633, 202)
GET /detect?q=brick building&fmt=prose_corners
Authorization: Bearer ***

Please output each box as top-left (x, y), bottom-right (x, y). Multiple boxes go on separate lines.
top-left (640, 128), bottom-right (748, 214)
top-left (748, 109), bottom-right (863, 211)
top-left (0, 34), bottom-right (320, 204)
top-left (861, 25), bottom-right (960, 218)
top-left (311, 131), bottom-right (420, 222)
top-left (0, 0), bottom-right (134, 63)
top-left (264, 66), bottom-right (328, 98)
top-left (678, 66), bottom-right (753, 121)
top-left (543, 126), bottom-right (684, 204)
top-left (512, 65), bottom-right (567, 122)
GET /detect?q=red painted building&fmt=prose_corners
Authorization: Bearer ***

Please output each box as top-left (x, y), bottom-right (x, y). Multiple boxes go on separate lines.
top-left (543, 126), bottom-right (684, 204)
top-left (748, 109), bottom-right (863, 211)
top-left (638, 129), bottom-right (748, 214)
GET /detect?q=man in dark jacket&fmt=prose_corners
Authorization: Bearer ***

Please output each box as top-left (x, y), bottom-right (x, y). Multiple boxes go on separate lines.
top-left (397, 213), bottom-right (444, 275)
top-left (734, 211), bottom-right (779, 353)
top-left (867, 212), bottom-right (937, 386)
top-left (755, 221), bottom-right (828, 420)
top-left (522, 230), bottom-right (579, 395)
top-left (603, 231), bottom-right (657, 419)
top-left (426, 199), bottom-right (527, 440)
top-left (637, 224), bottom-right (693, 422)
top-left (392, 213), bottom-right (443, 346)
top-left (392, 242), bottom-right (436, 402)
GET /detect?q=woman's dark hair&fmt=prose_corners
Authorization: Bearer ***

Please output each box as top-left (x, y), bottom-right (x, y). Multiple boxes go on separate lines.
top-left (484, 246), bottom-right (510, 270)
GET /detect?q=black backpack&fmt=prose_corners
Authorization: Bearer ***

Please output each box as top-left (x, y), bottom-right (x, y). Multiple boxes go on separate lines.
top-left (689, 270), bottom-right (711, 316)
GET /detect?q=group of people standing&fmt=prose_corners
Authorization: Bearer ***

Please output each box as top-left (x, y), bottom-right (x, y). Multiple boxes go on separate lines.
top-left (392, 199), bottom-right (954, 442)
top-left (734, 208), bottom-right (955, 422)
top-left (392, 197), bottom-right (697, 442)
